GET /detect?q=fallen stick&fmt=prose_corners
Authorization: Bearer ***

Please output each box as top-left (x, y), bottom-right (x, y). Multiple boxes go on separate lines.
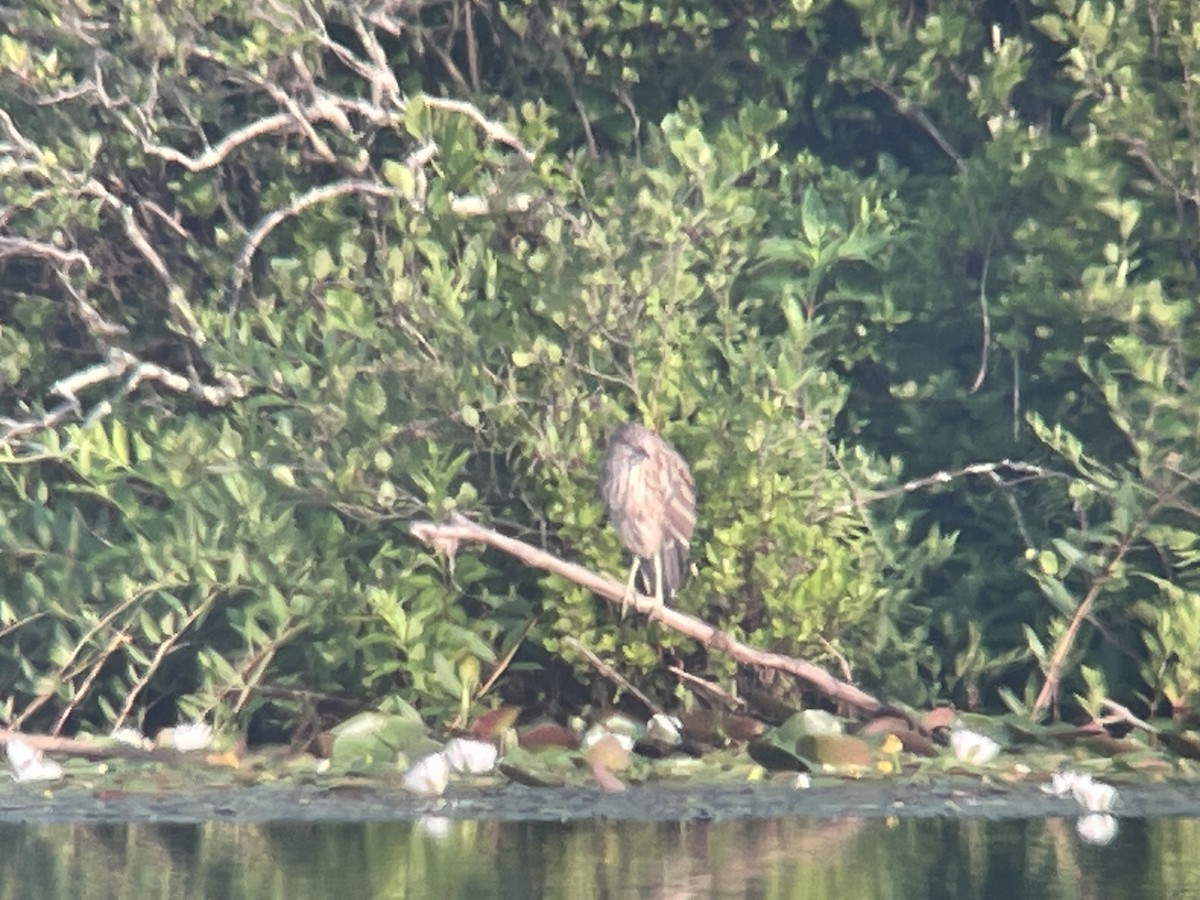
top-left (0, 728), bottom-right (169, 761)
top-left (409, 513), bottom-right (884, 716)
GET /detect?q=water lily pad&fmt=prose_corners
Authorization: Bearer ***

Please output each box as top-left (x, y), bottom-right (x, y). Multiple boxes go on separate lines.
top-left (923, 707), bottom-right (957, 731)
top-left (582, 734), bottom-right (632, 772)
top-left (796, 734), bottom-right (874, 769)
top-left (518, 722), bottom-right (579, 751)
top-left (776, 710), bottom-right (844, 746)
top-left (468, 707), bottom-right (520, 740)
top-left (329, 712), bottom-right (438, 769)
top-left (747, 738), bottom-right (808, 772)
top-left (497, 747), bottom-right (570, 787)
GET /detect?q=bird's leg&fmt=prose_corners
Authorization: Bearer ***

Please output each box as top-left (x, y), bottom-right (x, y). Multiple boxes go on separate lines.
top-left (620, 559), bottom-right (640, 619)
top-left (649, 552), bottom-right (665, 620)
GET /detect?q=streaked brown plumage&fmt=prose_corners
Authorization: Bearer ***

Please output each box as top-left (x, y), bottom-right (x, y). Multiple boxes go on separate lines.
top-left (599, 423), bottom-right (696, 614)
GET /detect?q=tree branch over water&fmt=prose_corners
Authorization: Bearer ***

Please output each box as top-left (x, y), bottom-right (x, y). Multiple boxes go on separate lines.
top-left (410, 513), bottom-right (885, 717)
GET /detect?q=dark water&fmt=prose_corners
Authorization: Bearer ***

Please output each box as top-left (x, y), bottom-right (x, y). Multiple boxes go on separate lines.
top-left (3, 816), bottom-right (1198, 899)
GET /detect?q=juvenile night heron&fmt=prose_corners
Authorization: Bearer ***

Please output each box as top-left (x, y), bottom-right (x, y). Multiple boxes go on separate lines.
top-left (599, 423), bottom-right (696, 616)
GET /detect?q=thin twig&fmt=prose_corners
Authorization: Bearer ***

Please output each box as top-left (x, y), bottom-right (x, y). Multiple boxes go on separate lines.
top-left (562, 636), bottom-right (663, 717)
top-left (666, 665), bottom-right (745, 711)
top-left (475, 620), bottom-right (531, 702)
top-left (1098, 697), bottom-right (1158, 735)
top-left (53, 631), bottom-right (130, 735)
top-left (874, 81), bottom-right (966, 172)
top-left (1031, 485), bottom-right (1186, 719)
top-left (823, 459), bottom-right (1062, 520)
top-left (82, 180), bottom-right (205, 346)
top-left (969, 245), bottom-right (992, 394)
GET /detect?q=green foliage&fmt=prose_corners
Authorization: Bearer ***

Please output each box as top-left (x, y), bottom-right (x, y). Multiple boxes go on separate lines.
top-left (2, 0), bottom-right (1200, 738)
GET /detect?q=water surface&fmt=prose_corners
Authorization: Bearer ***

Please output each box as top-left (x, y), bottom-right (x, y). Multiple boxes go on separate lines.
top-left (5, 815), bottom-right (1197, 899)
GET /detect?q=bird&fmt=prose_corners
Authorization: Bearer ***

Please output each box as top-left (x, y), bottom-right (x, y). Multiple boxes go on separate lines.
top-left (599, 422), bottom-right (696, 617)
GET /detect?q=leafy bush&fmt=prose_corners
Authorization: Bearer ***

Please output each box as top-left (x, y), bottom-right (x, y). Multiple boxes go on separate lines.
top-left (2, 0), bottom-right (1200, 739)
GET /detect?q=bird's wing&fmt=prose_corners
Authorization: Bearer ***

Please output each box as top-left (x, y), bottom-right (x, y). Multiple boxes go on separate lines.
top-left (658, 441), bottom-right (695, 595)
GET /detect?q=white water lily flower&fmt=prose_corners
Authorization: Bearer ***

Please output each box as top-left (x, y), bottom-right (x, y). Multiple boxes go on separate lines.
top-left (13, 756), bottom-right (64, 782)
top-left (1071, 777), bottom-right (1118, 813)
top-left (403, 752), bottom-right (450, 797)
top-left (949, 728), bottom-right (1001, 765)
top-left (169, 720), bottom-right (214, 752)
top-left (6, 739), bottom-right (63, 782)
top-left (1042, 769), bottom-right (1091, 798)
top-left (1076, 813), bottom-right (1119, 846)
top-left (794, 773), bottom-right (812, 790)
top-left (443, 738), bottom-right (498, 775)
top-left (110, 727), bottom-right (152, 750)
top-left (5, 737), bottom-right (40, 771)
top-left (646, 714), bottom-right (683, 745)
top-left (581, 723), bottom-right (635, 754)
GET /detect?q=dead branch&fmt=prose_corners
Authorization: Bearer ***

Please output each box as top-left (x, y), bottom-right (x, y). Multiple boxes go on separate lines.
top-left (0, 237), bottom-right (91, 269)
top-left (138, 84), bottom-right (384, 173)
top-left (666, 665), bottom-right (744, 711)
top-left (873, 81), bottom-right (966, 173)
top-left (422, 96), bottom-right (535, 163)
top-left (562, 636), bottom-right (663, 717)
top-left (1031, 485), bottom-right (1183, 719)
top-left (349, 11), bottom-right (403, 104)
top-left (0, 728), bottom-right (173, 763)
top-left (145, 110), bottom-right (301, 171)
top-left (0, 347), bottom-right (247, 455)
top-left (1098, 697), bottom-right (1158, 735)
top-left (82, 179), bottom-right (205, 346)
top-left (969, 245), bottom-right (992, 394)
top-left (53, 631), bottom-right (131, 736)
top-left (824, 459), bottom-right (1061, 520)
top-left (227, 177), bottom-right (410, 307)
top-left (113, 588), bottom-right (222, 730)
top-left (0, 108), bottom-right (40, 156)
top-left (410, 513), bottom-right (885, 717)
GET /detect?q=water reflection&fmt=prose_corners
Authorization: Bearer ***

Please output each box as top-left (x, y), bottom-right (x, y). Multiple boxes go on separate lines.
top-left (3, 816), bottom-right (1199, 899)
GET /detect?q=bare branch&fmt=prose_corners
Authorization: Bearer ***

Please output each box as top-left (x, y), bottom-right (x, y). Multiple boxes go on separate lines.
top-left (0, 347), bottom-right (247, 455)
top-left (143, 109), bottom-right (315, 172)
top-left (423, 96), bottom-right (535, 163)
top-left (81, 180), bottom-right (206, 346)
top-left (410, 513), bottom-right (885, 716)
top-left (0, 729), bottom-right (176, 763)
top-left (227, 176), bottom-right (409, 308)
top-left (873, 81), bottom-right (966, 173)
top-left (53, 630), bottom-right (130, 736)
top-left (969, 245), bottom-right (992, 394)
top-left (666, 665), bottom-right (744, 711)
top-left (1031, 481), bottom-right (1190, 720)
top-left (350, 12), bottom-right (403, 104)
top-left (0, 108), bottom-right (40, 157)
top-left (824, 459), bottom-right (1062, 519)
top-left (0, 237), bottom-right (91, 269)
top-left (1099, 697), bottom-right (1158, 734)
top-left (562, 636), bottom-right (663, 717)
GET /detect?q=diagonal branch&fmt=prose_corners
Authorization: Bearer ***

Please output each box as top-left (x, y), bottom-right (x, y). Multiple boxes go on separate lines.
top-left (409, 513), bottom-right (885, 716)
top-left (227, 176), bottom-right (410, 308)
